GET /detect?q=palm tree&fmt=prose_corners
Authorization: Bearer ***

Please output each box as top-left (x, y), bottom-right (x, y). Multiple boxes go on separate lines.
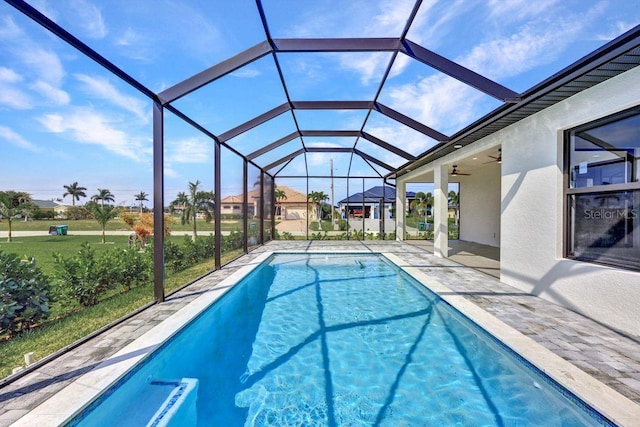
top-left (0, 191), bottom-right (34, 242)
top-left (308, 190), bottom-right (329, 228)
top-left (90, 204), bottom-right (120, 244)
top-left (134, 191), bottom-right (149, 214)
top-left (275, 187), bottom-right (287, 217)
top-left (172, 180), bottom-right (215, 240)
top-left (169, 191), bottom-right (188, 214)
top-left (410, 191), bottom-right (433, 223)
top-left (91, 188), bottom-right (115, 207)
top-left (62, 182), bottom-right (87, 206)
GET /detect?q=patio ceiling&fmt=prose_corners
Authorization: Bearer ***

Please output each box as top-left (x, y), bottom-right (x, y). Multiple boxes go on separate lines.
top-left (6, 0), bottom-right (640, 181)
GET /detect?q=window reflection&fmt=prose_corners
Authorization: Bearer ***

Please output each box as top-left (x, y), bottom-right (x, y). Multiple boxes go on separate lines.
top-left (570, 113), bottom-right (640, 188)
top-left (569, 191), bottom-right (640, 268)
top-left (566, 108), bottom-right (640, 270)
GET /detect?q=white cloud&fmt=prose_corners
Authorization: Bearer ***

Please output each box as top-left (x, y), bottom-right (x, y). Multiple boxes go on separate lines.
top-left (383, 2), bottom-right (609, 133)
top-left (37, 109), bottom-right (150, 161)
top-left (163, 164), bottom-right (181, 179)
top-left (0, 16), bottom-right (69, 107)
top-left (0, 15), bottom-right (22, 39)
top-left (231, 68), bottom-right (262, 78)
top-left (0, 125), bottom-right (41, 152)
top-left (71, 0), bottom-right (107, 38)
top-left (373, 0), bottom-right (417, 34)
top-left (162, 2), bottom-right (221, 59)
top-left (18, 47), bottom-right (65, 86)
top-left (595, 20), bottom-right (640, 41)
top-left (338, 52), bottom-right (390, 86)
top-left (28, 0), bottom-right (59, 22)
top-left (166, 137), bottom-right (213, 164)
top-left (0, 67), bottom-right (32, 109)
top-left (461, 10), bottom-right (600, 80)
top-left (0, 67), bottom-right (22, 83)
top-left (115, 27), bottom-right (135, 47)
top-left (487, 0), bottom-right (559, 21)
top-left (406, 0), bottom-right (468, 47)
top-left (31, 80), bottom-right (70, 105)
top-left (384, 74), bottom-right (483, 136)
top-left (366, 122), bottom-right (438, 158)
top-left (75, 74), bottom-right (148, 122)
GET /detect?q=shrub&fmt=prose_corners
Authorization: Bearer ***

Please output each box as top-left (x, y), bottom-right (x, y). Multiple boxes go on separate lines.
top-left (101, 248), bottom-right (151, 292)
top-left (0, 251), bottom-right (52, 337)
top-left (54, 244), bottom-right (154, 305)
top-left (222, 230), bottom-right (243, 252)
top-left (53, 243), bottom-right (109, 306)
top-left (31, 208), bottom-right (55, 220)
top-left (163, 240), bottom-right (186, 273)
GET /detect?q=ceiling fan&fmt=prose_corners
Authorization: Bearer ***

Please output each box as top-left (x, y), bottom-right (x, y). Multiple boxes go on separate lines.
top-left (450, 165), bottom-right (471, 176)
top-left (484, 148), bottom-right (502, 164)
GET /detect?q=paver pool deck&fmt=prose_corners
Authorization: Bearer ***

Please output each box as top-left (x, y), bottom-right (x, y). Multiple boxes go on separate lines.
top-left (0, 240), bottom-right (639, 426)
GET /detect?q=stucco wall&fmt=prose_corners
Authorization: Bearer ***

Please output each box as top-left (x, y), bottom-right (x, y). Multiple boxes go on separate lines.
top-left (458, 164), bottom-right (501, 247)
top-left (499, 66), bottom-right (640, 337)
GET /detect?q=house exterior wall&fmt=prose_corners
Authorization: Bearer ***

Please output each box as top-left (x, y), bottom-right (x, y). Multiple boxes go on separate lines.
top-left (458, 165), bottom-right (501, 247)
top-left (499, 66), bottom-right (640, 337)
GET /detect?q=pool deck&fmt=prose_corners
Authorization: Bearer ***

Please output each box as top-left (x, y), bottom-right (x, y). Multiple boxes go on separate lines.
top-left (1, 240), bottom-right (639, 426)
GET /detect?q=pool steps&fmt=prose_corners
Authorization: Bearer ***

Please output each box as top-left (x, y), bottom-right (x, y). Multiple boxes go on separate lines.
top-left (145, 377), bottom-right (198, 427)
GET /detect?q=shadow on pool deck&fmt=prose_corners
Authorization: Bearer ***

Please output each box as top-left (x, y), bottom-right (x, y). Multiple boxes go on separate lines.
top-left (0, 240), bottom-right (638, 426)
top-left (406, 239), bottom-right (500, 278)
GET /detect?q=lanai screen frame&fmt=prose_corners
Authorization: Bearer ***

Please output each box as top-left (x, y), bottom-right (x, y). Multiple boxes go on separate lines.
top-left (6, 0), bottom-right (639, 303)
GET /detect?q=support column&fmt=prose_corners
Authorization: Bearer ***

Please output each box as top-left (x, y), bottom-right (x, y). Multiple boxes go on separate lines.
top-left (242, 159), bottom-right (248, 253)
top-left (259, 172), bottom-right (264, 245)
top-left (152, 101), bottom-right (164, 303)
top-left (434, 163), bottom-right (449, 257)
top-left (395, 180), bottom-right (406, 240)
top-left (214, 141), bottom-right (221, 269)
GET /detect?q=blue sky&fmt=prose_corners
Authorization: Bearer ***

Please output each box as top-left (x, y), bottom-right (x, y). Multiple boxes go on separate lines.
top-left (0, 0), bottom-right (638, 207)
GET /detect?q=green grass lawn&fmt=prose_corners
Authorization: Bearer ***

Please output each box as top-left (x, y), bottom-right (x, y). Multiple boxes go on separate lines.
top-left (0, 216), bottom-right (247, 233)
top-left (0, 234), bottom-right (207, 277)
top-left (0, 235), bottom-right (245, 379)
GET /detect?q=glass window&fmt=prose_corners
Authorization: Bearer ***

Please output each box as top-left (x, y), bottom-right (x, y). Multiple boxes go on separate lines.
top-left (565, 108), bottom-right (640, 270)
top-left (569, 113), bottom-right (640, 188)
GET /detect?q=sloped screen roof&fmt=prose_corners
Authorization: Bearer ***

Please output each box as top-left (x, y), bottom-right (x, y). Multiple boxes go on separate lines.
top-left (4, 0), bottom-right (640, 183)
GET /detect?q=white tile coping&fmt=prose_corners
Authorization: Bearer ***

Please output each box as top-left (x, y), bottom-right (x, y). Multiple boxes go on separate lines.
top-left (382, 252), bottom-right (640, 427)
top-left (12, 250), bottom-right (640, 426)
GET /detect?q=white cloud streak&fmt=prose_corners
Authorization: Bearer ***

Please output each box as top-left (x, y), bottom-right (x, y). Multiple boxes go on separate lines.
top-left (31, 80), bottom-right (70, 106)
top-left (37, 109), bottom-right (150, 161)
top-left (0, 125), bottom-right (41, 152)
top-left (75, 74), bottom-right (148, 122)
top-left (71, 0), bottom-right (108, 39)
top-left (0, 16), bottom-right (69, 108)
top-left (165, 137), bottom-right (213, 164)
top-left (383, 1), bottom-right (609, 134)
top-left (18, 48), bottom-right (65, 86)
top-left (231, 68), bottom-right (262, 78)
top-left (0, 67), bottom-right (32, 109)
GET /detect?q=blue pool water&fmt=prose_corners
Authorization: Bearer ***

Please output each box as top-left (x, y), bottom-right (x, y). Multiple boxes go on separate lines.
top-left (70, 253), bottom-right (612, 426)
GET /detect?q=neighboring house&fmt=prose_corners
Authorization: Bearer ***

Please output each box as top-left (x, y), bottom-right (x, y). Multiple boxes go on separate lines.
top-left (32, 199), bottom-right (69, 219)
top-left (219, 189), bottom-right (265, 217)
top-left (274, 186), bottom-right (311, 220)
top-left (220, 194), bottom-right (244, 216)
top-left (221, 186), bottom-right (312, 220)
top-left (338, 186), bottom-right (415, 219)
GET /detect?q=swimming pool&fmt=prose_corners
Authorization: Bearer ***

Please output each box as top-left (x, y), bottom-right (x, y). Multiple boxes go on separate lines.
top-left (66, 252), bottom-right (612, 426)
